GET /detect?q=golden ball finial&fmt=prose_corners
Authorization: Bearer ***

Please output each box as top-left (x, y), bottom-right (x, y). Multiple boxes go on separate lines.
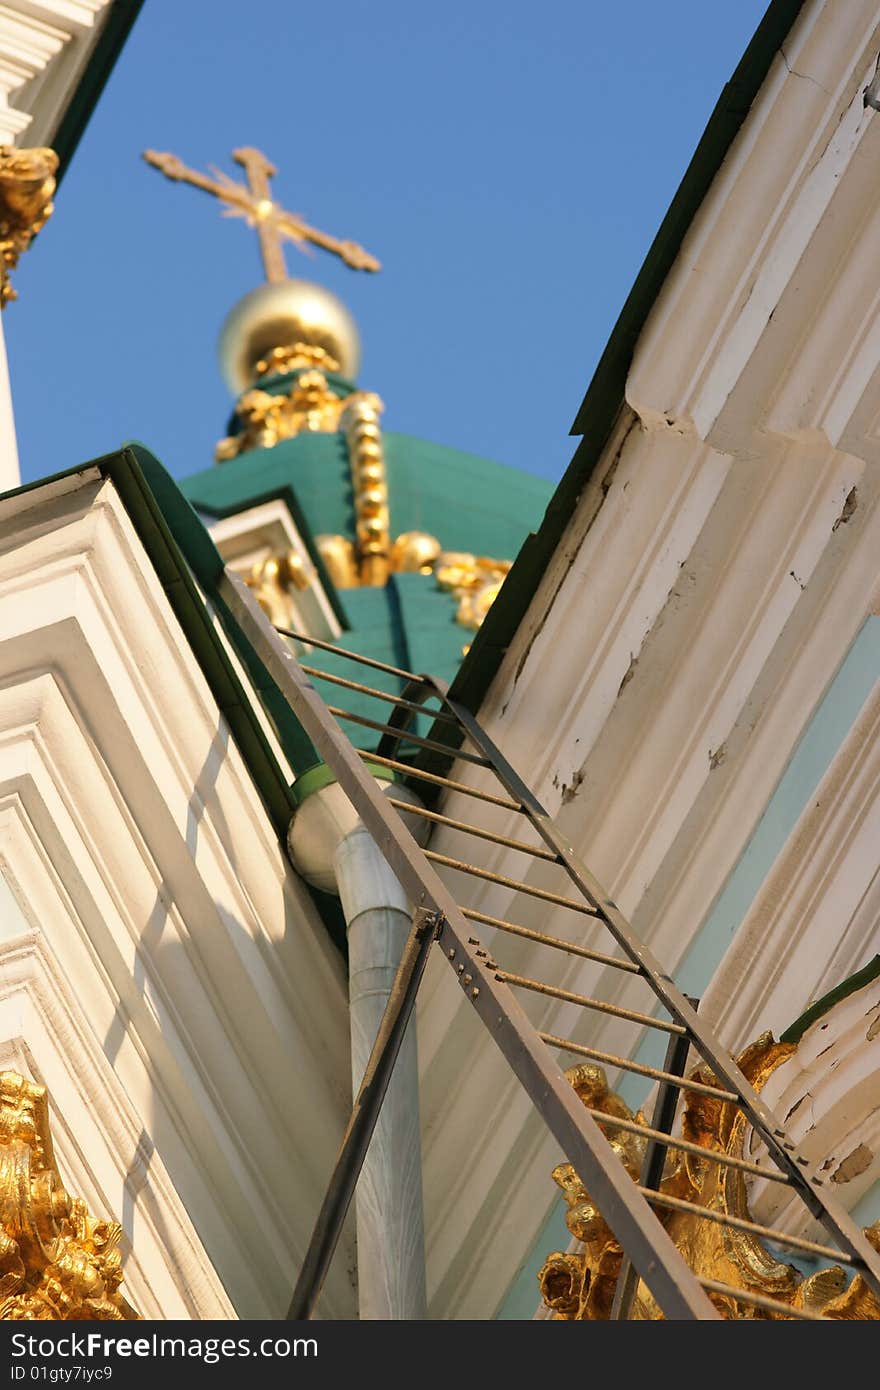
top-left (218, 279), bottom-right (361, 394)
top-left (390, 532), bottom-right (443, 574)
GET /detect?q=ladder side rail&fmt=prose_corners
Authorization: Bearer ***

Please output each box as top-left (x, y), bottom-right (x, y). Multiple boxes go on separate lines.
top-left (437, 686), bottom-right (880, 1292)
top-left (221, 571), bottom-right (720, 1321)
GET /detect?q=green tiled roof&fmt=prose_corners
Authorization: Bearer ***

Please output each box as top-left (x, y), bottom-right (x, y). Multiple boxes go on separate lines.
top-left (179, 430), bottom-right (552, 562)
top-left (178, 426), bottom-right (552, 757)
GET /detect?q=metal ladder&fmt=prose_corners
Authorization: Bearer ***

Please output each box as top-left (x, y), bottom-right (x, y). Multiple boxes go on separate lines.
top-left (219, 569), bottom-right (880, 1321)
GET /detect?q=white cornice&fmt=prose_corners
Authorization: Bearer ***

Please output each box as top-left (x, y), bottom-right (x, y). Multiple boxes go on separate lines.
top-left (416, 1), bottom-right (880, 1316)
top-left (0, 0), bottom-right (115, 147)
top-left (0, 473), bottom-right (356, 1317)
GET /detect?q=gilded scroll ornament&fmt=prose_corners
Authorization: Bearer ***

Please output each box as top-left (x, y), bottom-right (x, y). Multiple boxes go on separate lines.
top-left (0, 147), bottom-right (57, 308)
top-left (246, 551), bottom-right (316, 626)
top-left (538, 1043), bottom-right (880, 1320)
top-left (0, 1071), bottom-right (139, 1320)
top-left (216, 360), bottom-right (353, 459)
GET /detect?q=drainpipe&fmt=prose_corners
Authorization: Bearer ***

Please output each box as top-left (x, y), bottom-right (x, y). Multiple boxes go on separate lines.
top-left (287, 770), bottom-right (428, 1320)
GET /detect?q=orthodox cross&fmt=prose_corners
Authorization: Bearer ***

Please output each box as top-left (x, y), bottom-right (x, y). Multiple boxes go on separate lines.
top-left (143, 145), bottom-right (380, 281)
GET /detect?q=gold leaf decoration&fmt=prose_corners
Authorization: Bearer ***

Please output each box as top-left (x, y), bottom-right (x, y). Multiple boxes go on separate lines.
top-left (0, 147), bottom-right (57, 308)
top-left (538, 1042), bottom-right (880, 1320)
top-left (0, 1072), bottom-right (139, 1320)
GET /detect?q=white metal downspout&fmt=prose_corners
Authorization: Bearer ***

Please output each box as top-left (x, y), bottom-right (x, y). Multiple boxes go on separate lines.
top-left (334, 823), bottom-right (427, 1320)
top-left (287, 779), bottom-right (428, 1320)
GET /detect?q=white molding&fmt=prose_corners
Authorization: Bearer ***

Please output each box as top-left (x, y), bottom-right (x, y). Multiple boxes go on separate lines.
top-left (750, 976), bottom-right (880, 1234)
top-left (0, 0), bottom-right (114, 147)
top-left (206, 497), bottom-right (342, 641)
top-left (0, 928), bottom-right (235, 1319)
top-left (413, 3), bottom-right (880, 1316)
top-left (0, 473), bottom-right (356, 1317)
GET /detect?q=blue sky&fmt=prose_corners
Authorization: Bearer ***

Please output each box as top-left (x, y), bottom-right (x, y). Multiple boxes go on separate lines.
top-left (9, 0), bottom-right (768, 488)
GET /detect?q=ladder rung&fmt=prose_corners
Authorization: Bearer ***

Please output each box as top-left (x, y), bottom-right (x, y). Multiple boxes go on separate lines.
top-left (697, 1277), bottom-right (826, 1321)
top-left (389, 799), bottom-right (560, 861)
top-left (539, 1032), bottom-right (736, 1100)
top-left (498, 970), bottom-right (686, 1035)
top-left (463, 908), bottom-right (641, 973)
top-left (580, 1105), bottom-right (793, 1184)
top-left (300, 664), bottom-right (460, 725)
top-left (275, 625), bottom-right (427, 684)
top-left (328, 706), bottom-right (489, 765)
top-left (425, 850), bottom-right (601, 915)
top-left (638, 1186), bottom-right (859, 1267)
top-left (355, 749), bottom-right (523, 812)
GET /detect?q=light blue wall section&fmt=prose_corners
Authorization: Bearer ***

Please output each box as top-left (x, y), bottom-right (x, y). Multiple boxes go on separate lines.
top-left (496, 615), bottom-right (880, 1317)
top-left (852, 1180), bottom-right (880, 1228)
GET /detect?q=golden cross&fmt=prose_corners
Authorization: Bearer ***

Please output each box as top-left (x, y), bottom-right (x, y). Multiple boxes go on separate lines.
top-left (143, 145), bottom-right (380, 280)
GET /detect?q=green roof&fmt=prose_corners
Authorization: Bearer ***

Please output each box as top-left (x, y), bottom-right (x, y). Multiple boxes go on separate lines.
top-left (180, 429), bottom-right (552, 562)
top-left (178, 424), bottom-right (552, 751)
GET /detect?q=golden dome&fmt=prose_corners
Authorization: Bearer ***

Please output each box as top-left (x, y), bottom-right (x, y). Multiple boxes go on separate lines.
top-left (218, 279), bottom-right (361, 394)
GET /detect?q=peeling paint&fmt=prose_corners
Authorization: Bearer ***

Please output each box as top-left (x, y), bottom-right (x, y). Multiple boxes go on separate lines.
top-left (831, 1143), bottom-right (873, 1185)
top-left (832, 486), bottom-right (858, 533)
top-left (785, 1094), bottom-right (807, 1124)
top-left (560, 769), bottom-right (584, 806)
top-left (867, 1013), bottom-right (880, 1042)
top-left (617, 655), bottom-right (638, 699)
top-left (709, 741), bottom-right (727, 771)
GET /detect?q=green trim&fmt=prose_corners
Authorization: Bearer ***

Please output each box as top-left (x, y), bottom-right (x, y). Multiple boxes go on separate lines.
top-left (0, 446), bottom-right (318, 830)
top-left (52, 1), bottom-right (145, 186)
top-left (448, 0), bottom-right (807, 720)
top-left (290, 760), bottom-right (395, 808)
top-left (780, 956), bottom-right (880, 1045)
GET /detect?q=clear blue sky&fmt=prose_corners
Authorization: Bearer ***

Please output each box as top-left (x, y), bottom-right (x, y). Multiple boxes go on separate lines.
top-left (9, 0), bottom-right (769, 488)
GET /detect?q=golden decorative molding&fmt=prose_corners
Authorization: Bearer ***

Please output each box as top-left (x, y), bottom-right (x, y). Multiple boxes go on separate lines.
top-left (0, 147), bottom-right (57, 308)
top-left (0, 1071), bottom-right (139, 1320)
top-left (434, 551), bottom-right (512, 631)
top-left (538, 1042), bottom-right (880, 1320)
top-left (316, 534), bottom-right (359, 590)
top-left (216, 362), bottom-right (352, 459)
top-left (255, 342), bottom-right (340, 379)
top-left (245, 551), bottom-right (316, 626)
top-left (144, 146), bottom-right (380, 283)
top-left (341, 393), bottom-right (390, 586)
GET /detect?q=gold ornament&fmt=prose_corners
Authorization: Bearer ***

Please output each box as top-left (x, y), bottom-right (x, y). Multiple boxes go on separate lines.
top-left (215, 364), bottom-right (354, 459)
top-left (342, 393), bottom-right (391, 585)
top-left (246, 550), bottom-right (316, 624)
top-left (434, 552), bottom-right (512, 631)
top-left (538, 1041), bottom-right (880, 1320)
top-left (144, 146), bottom-right (379, 284)
top-left (0, 147), bottom-right (57, 308)
top-left (390, 532), bottom-right (442, 574)
top-left (316, 534), bottom-right (359, 589)
top-left (255, 343), bottom-right (340, 379)
top-left (0, 1072), bottom-right (139, 1320)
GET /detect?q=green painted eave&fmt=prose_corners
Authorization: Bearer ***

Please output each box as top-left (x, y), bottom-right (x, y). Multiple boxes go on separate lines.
top-left (448, 0), bottom-right (807, 721)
